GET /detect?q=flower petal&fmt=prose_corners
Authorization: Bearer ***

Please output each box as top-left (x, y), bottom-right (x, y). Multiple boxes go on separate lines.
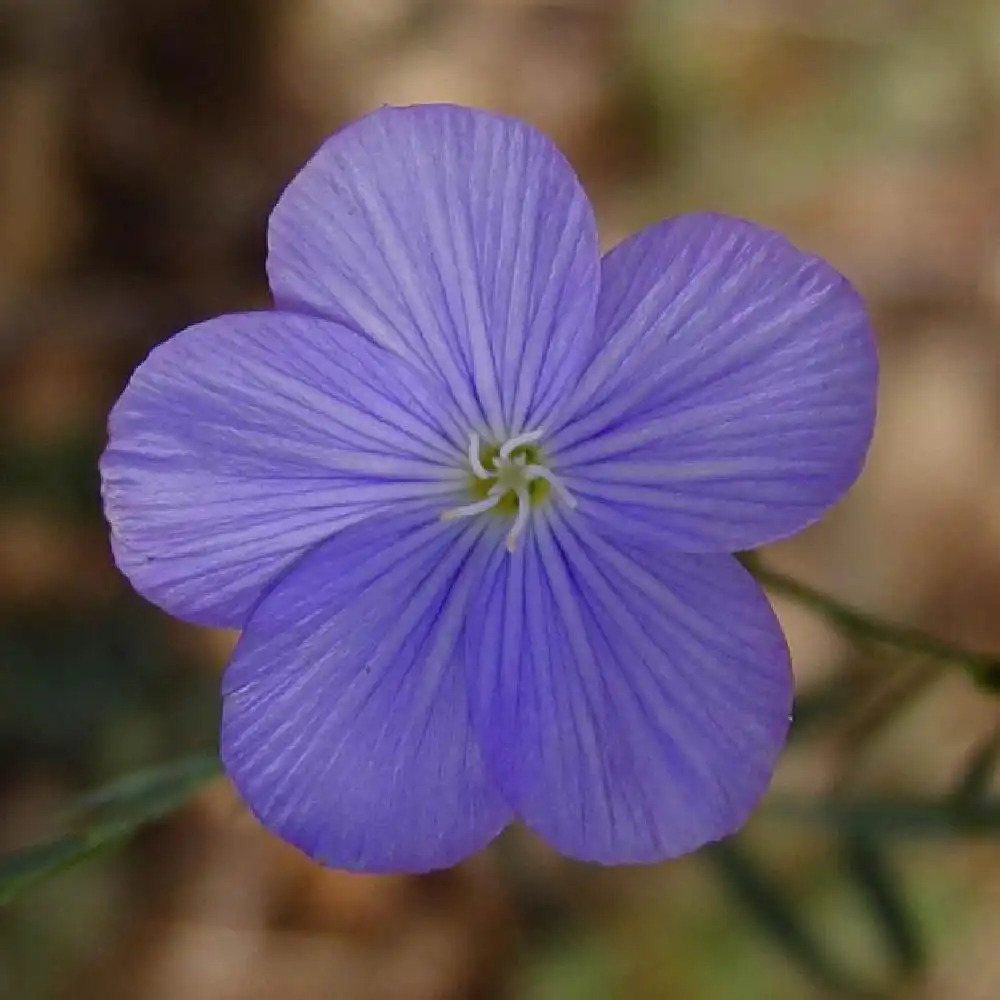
top-left (467, 510), bottom-right (791, 864)
top-left (101, 312), bottom-right (463, 627)
top-left (549, 214), bottom-right (878, 550)
top-left (221, 509), bottom-right (511, 873)
top-left (268, 104), bottom-right (600, 438)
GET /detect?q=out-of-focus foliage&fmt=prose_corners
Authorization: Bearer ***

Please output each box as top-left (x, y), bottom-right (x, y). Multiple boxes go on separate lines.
top-left (1, 1), bottom-right (999, 999)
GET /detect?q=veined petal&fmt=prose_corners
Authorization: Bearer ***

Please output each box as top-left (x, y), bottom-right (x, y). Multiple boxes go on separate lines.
top-left (549, 215), bottom-right (878, 551)
top-left (101, 312), bottom-right (463, 628)
top-left (467, 510), bottom-right (791, 864)
top-left (268, 104), bottom-right (600, 438)
top-left (221, 510), bottom-right (511, 873)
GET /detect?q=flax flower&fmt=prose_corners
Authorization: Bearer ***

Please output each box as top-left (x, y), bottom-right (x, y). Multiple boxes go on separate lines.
top-left (101, 105), bottom-right (878, 871)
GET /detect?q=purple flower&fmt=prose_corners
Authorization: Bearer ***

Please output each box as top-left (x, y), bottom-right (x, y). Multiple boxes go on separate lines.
top-left (100, 105), bottom-right (877, 871)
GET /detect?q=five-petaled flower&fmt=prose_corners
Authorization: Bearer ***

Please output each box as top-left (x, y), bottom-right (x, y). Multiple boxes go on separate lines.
top-left (101, 105), bottom-right (878, 871)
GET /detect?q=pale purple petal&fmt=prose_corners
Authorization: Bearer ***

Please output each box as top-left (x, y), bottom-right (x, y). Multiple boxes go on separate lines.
top-left (467, 509), bottom-right (791, 864)
top-left (101, 312), bottom-right (463, 627)
top-left (548, 214), bottom-right (878, 551)
top-left (221, 509), bottom-right (511, 873)
top-left (268, 104), bottom-right (600, 438)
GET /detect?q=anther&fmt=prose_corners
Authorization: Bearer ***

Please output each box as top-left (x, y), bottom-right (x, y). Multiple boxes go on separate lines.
top-left (498, 428), bottom-right (544, 461)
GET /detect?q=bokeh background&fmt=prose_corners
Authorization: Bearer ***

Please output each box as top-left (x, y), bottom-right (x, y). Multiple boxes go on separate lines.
top-left (2, 1), bottom-right (999, 997)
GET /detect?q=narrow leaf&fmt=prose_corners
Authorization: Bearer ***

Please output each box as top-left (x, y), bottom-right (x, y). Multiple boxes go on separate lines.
top-left (841, 831), bottom-right (924, 974)
top-left (0, 824), bottom-right (133, 906)
top-left (69, 754), bottom-right (221, 821)
top-left (705, 840), bottom-right (863, 996)
top-left (788, 673), bottom-right (867, 743)
top-left (0, 754), bottom-right (220, 905)
top-left (741, 554), bottom-right (1000, 692)
top-left (952, 730), bottom-right (1000, 806)
top-left (771, 796), bottom-right (1000, 837)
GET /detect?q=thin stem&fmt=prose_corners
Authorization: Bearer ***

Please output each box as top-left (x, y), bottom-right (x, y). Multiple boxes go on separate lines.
top-left (743, 554), bottom-right (1000, 691)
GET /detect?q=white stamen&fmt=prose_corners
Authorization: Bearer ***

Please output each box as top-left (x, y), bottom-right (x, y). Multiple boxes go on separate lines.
top-left (441, 493), bottom-right (501, 521)
top-left (468, 432), bottom-right (492, 480)
top-left (523, 465), bottom-right (578, 508)
top-left (505, 484), bottom-right (532, 552)
top-left (443, 430), bottom-right (574, 552)
top-left (498, 428), bottom-right (544, 460)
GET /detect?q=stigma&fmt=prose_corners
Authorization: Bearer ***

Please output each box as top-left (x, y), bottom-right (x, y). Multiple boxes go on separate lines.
top-left (441, 429), bottom-right (576, 552)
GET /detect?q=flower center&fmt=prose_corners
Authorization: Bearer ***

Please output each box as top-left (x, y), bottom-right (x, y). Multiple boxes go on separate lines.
top-left (442, 429), bottom-right (576, 552)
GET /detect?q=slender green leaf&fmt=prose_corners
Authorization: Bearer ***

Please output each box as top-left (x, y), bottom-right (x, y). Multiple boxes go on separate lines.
top-left (771, 795), bottom-right (1000, 837)
top-left (789, 672), bottom-right (867, 743)
top-left (841, 831), bottom-right (923, 974)
top-left (952, 730), bottom-right (1000, 806)
top-left (705, 840), bottom-right (864, 996)
top-left (0, 824), bottom-right (133, 906)
top-left (741, 553), bottom-right (1000, 692)
top-left (0, 754), bottom-right (220, 905)
top-left (68, 754), bottom-right (220, 820)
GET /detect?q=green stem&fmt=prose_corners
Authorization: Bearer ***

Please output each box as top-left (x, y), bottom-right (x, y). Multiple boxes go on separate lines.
top-left (743, 556), bottom-right (1000, 691)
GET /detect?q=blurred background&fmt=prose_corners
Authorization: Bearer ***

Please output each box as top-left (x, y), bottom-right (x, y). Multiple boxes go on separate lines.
top-left (1, 0), bottom-right (999, 997)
